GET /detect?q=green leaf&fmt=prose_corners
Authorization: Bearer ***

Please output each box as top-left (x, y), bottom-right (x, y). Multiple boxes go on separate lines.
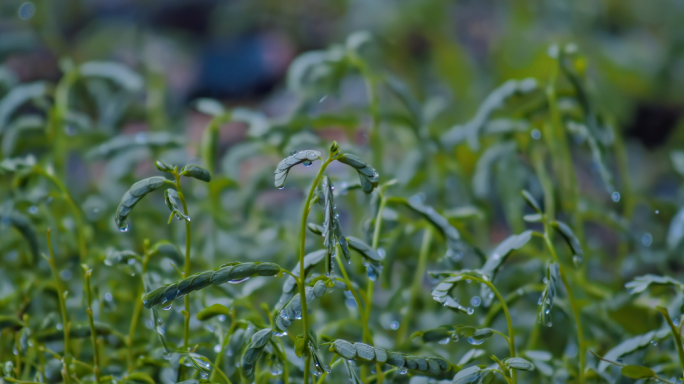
top-left (472, 142), bottom-right (517, 199)
top-left (0, 211), bottom-right (39, 262)
top-left (538, 263), bottom-right (560, 327)
top-left (274, 150), bottom-right (321, 189)
top-left (125, 372), bottom-right (156, 384)
top-left (521, 190), bottom-right (542, 213)
top-left (327, 339), bottom-right (450, 373)
top-left (336, 153), bottom-right (379, 193)
top-left (79, 61), bottom-right (143, 92)
top-left (143, 262), bottom-right (281, 309)
top-left (621, 365), bottom-right (655, 379)
top-left (552, 221), bottom-right (583, 258)
top-left (0, 81), bottom-right (48, 133)
top-left (0, 315), bottom-right (23, 331)
top-left (164, 189), bottom-right (190, 223)
top-left (503, 357), bottom-right (535, 371)
top-left (155, 160), bottom-right (174, 173)
top-left (281, 250), bottom-right (326, 296)
top-left (1, 114), bottom-right (45, 155)
top-left (114, 176), bottom-right (168, 230)
top-left (86, 132), bottom-right (183, 159)
top-left (346, 236), bottom-right (383, 280)
top-left (321, 176), bottom-right (338, 275)
top-left (196, 304), bottom-right (231, 321)
top-left (275, 280), bottom-right (327, 331)
top-left (180, 164), bottom-right (211, 182)
top-left (598, 328), bottom-right (671, 372)
top-left (103, 248), bottom-right (139, 266)
top-left (0, 154), bottom-right (36, 174)
top-left (625, 274), bottom-right (684, 294)
top-left (458, 349), bottom-right (485, 366)
top-left (442, 78), bottom-right (537, 150)
top-left (452, 366), bottom-right (493, 384)
top-left (667, 207), bottom-right (684, 251)
top-left (566, 121), bottom-right (614, 192)
top-left (478, 230), bottom-right (532, 305)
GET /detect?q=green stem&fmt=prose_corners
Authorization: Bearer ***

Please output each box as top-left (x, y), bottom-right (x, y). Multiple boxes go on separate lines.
top-left (83, 270), bottom-right (101, 383)
top-left (45, 229), bottom-right (72, 384)
top-left (210, 310), bottom-right (237, 383)
top-left (542, 225), bottom-right (585, 384)
top-left (127, 240), bottom-right (151, 373)
top-left (298, 155), bottom-right (334, 384)
top-left (173, 173), bottom-right (192, 350)
top-left (657, 307), bottom-right (684, 375)
top-left (466, 276), bottom-right (516, 384)
top-left (396, 228), bottom-right (432, 344)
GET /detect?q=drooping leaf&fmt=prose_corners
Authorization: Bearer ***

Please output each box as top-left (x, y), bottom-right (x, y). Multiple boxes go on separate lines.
top-left (597, 328), bottom-right (671, 372)
top-left (442, 78), bottom-right (538, 150)
top-left (0, 81), bottom-right (48, 133)
top-left (164, 189), bottom-right (190, 223)
top-left (180, 164), bottom-right (211, 182)
top-left (125, 372), bottom-right (156, 384)
top-left (241, 328), bottom-right (273, 380)
top-left (521, 190), bottom-right (542, 213)
top-left (625, 274), bottom-right (684, 294)
top-left (346, 236), bottom-right (383, 280)
top-left (274, 150), bottom-right (321, 189)
top-left (336, 153), bottom-right (379, 193)
top-left (472, 142), bottom-right (517, 199)
top-left (79, 61), bottom-right (144, 92)
top-left (327, 339), bottom-right (450, 374)
top-left (566, 121), bottom-right (614, 192)
top-left (538, 263), bottom-right (560, 327)
top-left (452, 366), bottom-right (493, 384)
top-left (281, 249), bottom-right (326, 296)
top-left (551, 221), bottom-right (583, 258)
top-left (458, 350), bottom-right (486, 366)
top-left (0, 211), bottom-right (39, 262)
top-left (143, 262), bottom-right (281, 309)
top-left (0, 316), bottom-right (23, 331)
top-left (275, 280), bottom-right (327, 331)
top-left (1, 115), bottom-right (45, 155)
top-left (196, 304), bottom-right (232, 321)
top-left (503, 357), bottom-right (535, 371)
top-left (114, 176), bottom-right (168, 230)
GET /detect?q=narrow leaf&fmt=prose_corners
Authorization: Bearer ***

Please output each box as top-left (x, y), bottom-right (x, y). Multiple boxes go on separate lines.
top-left (180, 164), bottom-right (211, 182)
top-left (274, 150), bottom-right (321, 188)
top-left (114, 176), bottom-right (168, 230)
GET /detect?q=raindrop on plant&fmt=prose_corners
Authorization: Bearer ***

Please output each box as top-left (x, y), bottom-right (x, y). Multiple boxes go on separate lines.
top-left (228, 277), bottom-right (250, 284)
top-left (214, 344), bottom-right (221, 353)
top-left (218, 315), bottom-right (226, 322)
top-left (104, 292), bottom-right (113, 302)
top-left (119, 221), bottom-right (129, 232)
top-left (303, 161), bottom-right (313, 167)
top-left (398, 366), bottom-right (408, 375)
top-left (641, 233), bottom-right (653, 247)
top-left (611, 192), bottom-right (620, 202)
top-left (438, 338), bottom-right (450, 345)
top-left (390, 321), bottom-right (399, 330)
top-left (270, 362), bottom-right (284, 375)
top-left (531, 129), bottom-right (541, 140)
top-left (366, 265), bottom-right (378, 281)
top-left (273, 330), bottom-right (288, 337)
top-left (200, 371), bottom-right (208, 379)
top-left (466, 307), bottom-right (475, 315)
top-left (28, 206), bottom-right (38, 214)
top-left (572, 255), bottom-right (583, 267)
top-left (467, 337), bottom-right (485, 345)
top-left (650, 340), bottom-right (658, 346)
top-left (655, 210), bottom-right (659, 214)
top-left (56, 323), bottom-right (63, 330)
top-left (162, 304), bottom-right (172, 311)
top-left (470, 296), bottom-right (481, 307)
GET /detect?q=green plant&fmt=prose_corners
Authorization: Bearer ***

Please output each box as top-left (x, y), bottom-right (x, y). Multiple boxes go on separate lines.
top-left (2, 26), bottom-right (684, 384)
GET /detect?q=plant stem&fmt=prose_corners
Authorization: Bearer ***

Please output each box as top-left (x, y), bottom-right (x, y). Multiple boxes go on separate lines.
top-left (45, 229), bottom-right (72, 384)
top-left (83, 270), bottom-right (101, 383)
top-left (396, 228), bottom-right (432, 344)
top-left (466, 276), bottom-right (516, 384)
top-left (174, 173), bottom-right (193, 350)
top-left (542, 226), bottom-right (585, 384)
top-left (127, 240), bottom-right (151, 373)
top-left (297, 155), bottom-right (334, 384)
top-left (657, 307), bottom-right (684, 375)
top-left (210, 309), bottom-right (237, 383)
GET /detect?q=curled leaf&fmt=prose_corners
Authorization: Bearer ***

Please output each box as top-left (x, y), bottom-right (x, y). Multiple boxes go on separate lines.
top-left (274, 150), bottom-right (321, 189)
top-left (538, 263), bottom-right (560, 327)
top-left (180, 164), bottom-right (211, 182)
top-left (241, 328), bottom-right (273, 379)
top-left (503, 357), bottom-right (535, 371)
top-left (625, 274), bottom-right (684, 294)
top-left (346, 236), bottom-right (383, 280)
top-left (275, 280), bottom-right (326, 331)
top-left (336, 153), bottom-right (379, 193)
top-left (143, 262), bottom-right (281, 309)
top-left (552, 221), bottom-right (583, 259)
top-left (114, 176), bottom-right (168, 230)
top-left (621, 365), bottom-right (655, 379)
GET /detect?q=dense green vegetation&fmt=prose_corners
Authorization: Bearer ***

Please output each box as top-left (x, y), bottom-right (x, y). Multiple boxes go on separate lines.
top-left (2, 1), bottom-right (684, 384)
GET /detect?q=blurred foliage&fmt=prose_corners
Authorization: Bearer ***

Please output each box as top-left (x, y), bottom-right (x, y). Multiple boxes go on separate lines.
top-left (2, 1), bottom-right (684, 384)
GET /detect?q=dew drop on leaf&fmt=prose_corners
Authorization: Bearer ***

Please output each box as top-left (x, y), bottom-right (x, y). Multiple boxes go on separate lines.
top-left (611, 192), bottom-right (620, 202)
top-left (470, 296), bottom-right (481, 307)
top-left (303, 161), bottom-right (313, 167)
top-left (466, 307), bottom-right (475, 315)
top-left (390, 321), bottom-right (399, 330)
top-left (531, 129), bottom-right (541, 140)
top-left (228, 277), bottom-right (250, 284)
top-left (200, 371), bottom-right (208, 379)
top-left (119, 221), bottom-right (129, 232)
top-left (218, 315), bottom-right (226, 322)
top-left (214, 344), bottom-right (221, 353)
top-left (398, 366), bottom-right (408, 375)
top-left (438, 338), bottom-right (450, 345)
top-left (572, 255), bottom-right (583, 267)
top-left (28, 206), bottom-right (37, 214)
top-left (162, 304), bottom-right (172, 311)
top-left (467, 336), bottom-right (485, 345)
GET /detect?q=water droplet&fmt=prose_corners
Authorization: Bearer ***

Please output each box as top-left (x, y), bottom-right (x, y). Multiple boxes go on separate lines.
top-left (290, 150), bottom-right (298, 155)
top-left (273, 330), bottom-right (288, 337)
top-left (56, 323), bottom-right (63, 330)
top-left (390, 321), bottom-right (399, 330)
top-left (470, 296), bottom-right (481, 307)
top-left (466, 279), bottom-right (472, 284)
top-left (162, 304), bottom-right (172, 311)
top-left (128, 258), bottom-right (136, 265)
top-left (28, 206), bottom-right (38, 214)
top-left (650, 340), bottom-right (658, 346)
top-left (157, 317), bottom-right (163, 324)
top-left (531, 129), bottom-right (541, 140)
top-left (214, 344), bottom-right (221, 353)
top-left (545, 309), bottom-right (550, 315)
top-left (200, 371), bottom-right (208, 379)
top-left (398, 366), bottom-right (408, 375)
top-left (655, 210), bottom-right (659, 214)
top-left (467, 337), bottom-right (485, 345)
top-left (466, 307), bottom-right (475, 315)
top-left (538, 296), bottom-right (544, 305)
top-left (545, 321), bottom-right (552, 327)
top-left (270, 362), bottom-right (284, 375)
top-left (366, 265), bottom-right (378, 281)
top-left (59, 269), bottom-right (73, 281)
top-left (325, 365), bottom-right (331, 373)
top-left (371, 368), bottom-right (377, 374)
top-left (119, 221), bottom-right (129, 232)
top-left (438, 338), bottom-right (450, 345)
top-left (611, 192), bottom-right (620, 202)
top-left (104, 293), bottom-right (113, 302)
top-left (17, 2), bottom-right (36, 20)
top-left (572, 255), bottom-right (583, 267)
top-left (616, 358), bottom-right (624, 364)
top-left (278, 186), bottom-right (285, 190)
top-left (228, 277), bottom-right (250, 284)
top-left (294, 311), bottom-right (302, 320)
top-left (303, 161), bottom-right (313, 167)
top-left (13, 347), bottom-right (18, 355)
top-left (218, 315), bottom-right (226, 322)
top-left (641, 233), bottom-right (653, 247)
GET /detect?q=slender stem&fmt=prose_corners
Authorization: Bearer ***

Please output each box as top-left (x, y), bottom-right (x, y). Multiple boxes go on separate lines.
top-left (366, 193), bottom-right (388, 383)
top-left (127, 240), bottom-right (151, 373)
top-left (314, 356), bottom-right (340, 384)
top-left (396, 228), bottom-right (432, 344)
top-left (542, 226), bottom-right (585, 384)
top-left (45, 229), bottom-right (72, 384)
top-left (174, 173), bottom-right (192, 350)
top-left (657, 307), bottom-right (684, 375)
top-left (84, 270), bottom-right (101, 383)
top-left (298, 156), bottom-right (334, 384)
top-left (466, 275), bottom-right (516, 384)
